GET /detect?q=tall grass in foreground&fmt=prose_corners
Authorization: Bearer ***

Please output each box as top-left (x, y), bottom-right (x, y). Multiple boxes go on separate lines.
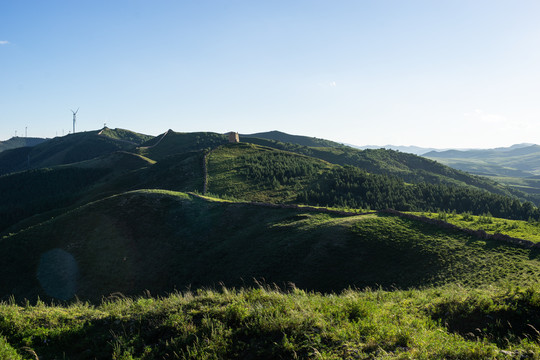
top-left (1, 285), bottom-right (540, 359)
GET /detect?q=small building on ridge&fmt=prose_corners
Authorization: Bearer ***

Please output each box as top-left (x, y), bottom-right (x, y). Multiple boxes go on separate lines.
top-left (228, 132), bottom-right (240, 143)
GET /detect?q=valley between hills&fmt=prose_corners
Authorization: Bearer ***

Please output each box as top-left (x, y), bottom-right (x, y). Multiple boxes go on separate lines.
top-left (1, 128), bottom-right (540, 358)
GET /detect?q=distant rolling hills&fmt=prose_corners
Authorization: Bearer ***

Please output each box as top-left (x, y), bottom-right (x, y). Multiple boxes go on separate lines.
top-left (425, 144), bottom-right (540, 177)
top-left (354, 144), bottom-right (439, 155)
top-left (425, 143), bottom-right (540, 198)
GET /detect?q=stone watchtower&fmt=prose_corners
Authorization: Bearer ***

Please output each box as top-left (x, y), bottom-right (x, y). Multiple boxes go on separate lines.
top-left (228, 132), bottom-right (240, 143)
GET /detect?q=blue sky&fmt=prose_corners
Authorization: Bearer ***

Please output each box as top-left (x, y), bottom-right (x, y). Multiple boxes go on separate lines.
top-left (1, 0), bottom-right (540, 148)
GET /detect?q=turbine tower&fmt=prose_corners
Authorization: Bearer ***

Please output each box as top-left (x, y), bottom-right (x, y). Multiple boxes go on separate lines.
top-left (71, 108), bottom-right (79, 134)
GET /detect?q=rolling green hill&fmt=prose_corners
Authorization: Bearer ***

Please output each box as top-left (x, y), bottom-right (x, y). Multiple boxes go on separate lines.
top-left (2, 190), bottom-right (540, 303)
top-left (0, 130), bottom-right (226, 234)
top-left (2, 136), bottom-right (539, 238)
top-left (0, 151), bottom-right (155, 235)
top-left (206, 143), bottom-right (538, 220)
top-left (241, 136), bottom-right (522, 199)
top-left (0, 128), bottom-right (523, 205)
top-left (135, 129), bottom-right (533, 204)
top-left (206, 143), bottom-right (334, 203)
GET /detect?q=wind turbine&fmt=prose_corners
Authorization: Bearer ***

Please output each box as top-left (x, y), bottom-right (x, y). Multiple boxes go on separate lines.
top-left (71, 108), bottom-right (79, 134)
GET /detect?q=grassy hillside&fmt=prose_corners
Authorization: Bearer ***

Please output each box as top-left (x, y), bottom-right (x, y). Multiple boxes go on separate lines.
top-left (1, 285), bottom-right (540, 359)
top-left (207, 142), bottom-right (333, 203)
top-left (121, 151), bottom-right (203, 192)
top-left (146, 132), bottom-right (539, 207)
top-left (206, 143), bottom-right (539, 220)
top-left (241, 136), bottom-right (519, 198)
top-left (0, 167), bottom-right (111, 234)
top-left (1, 134), bottom-right (539, 238)
top-left (0, 151), bottom-right (158, 235)
top-left (0, 130), bottom-right (529, 205)
top-left (410, 211), bottom-right (540, 242)
top-left (2, 190), bottom-right (540, 303)
top-left (135, 132), bottom-right (540, 208)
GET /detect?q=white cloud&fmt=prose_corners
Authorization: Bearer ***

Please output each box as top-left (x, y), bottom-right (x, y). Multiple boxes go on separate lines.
top-left (0, 41), bottom-right (9, 45)
top-left (317, 81), bottom-right (337, 88)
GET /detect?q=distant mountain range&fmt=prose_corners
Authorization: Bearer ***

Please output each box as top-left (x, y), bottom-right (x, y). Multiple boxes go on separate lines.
top-left (352, 143), bottom-right (536, 156)
top-left (351, 144), bottom-right (439, 155)
top-left (422, 143), bottom-right (540, 196)
top-left (424, 144), bottom-right (540, 178)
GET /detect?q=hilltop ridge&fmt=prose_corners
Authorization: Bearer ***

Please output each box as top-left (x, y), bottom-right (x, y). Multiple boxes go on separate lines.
top-left (242, 130), bottom-right (346, 148)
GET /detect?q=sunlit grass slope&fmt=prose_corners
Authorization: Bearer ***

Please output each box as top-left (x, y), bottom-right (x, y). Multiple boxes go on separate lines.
top-left (1, 286), bottom-right (540, 359)
top-left (206, 143), bottom-right (539, 220)
top-left (411, 211), bottom-right (540, 242)
top-left (207, 142), bottom-right (333, 203)
top-left (2, 190), bottom-right (540, 303)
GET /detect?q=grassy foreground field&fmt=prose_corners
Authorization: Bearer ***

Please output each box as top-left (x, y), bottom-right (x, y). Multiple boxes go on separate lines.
top-left (1, 285), bottom-right (540, 359)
